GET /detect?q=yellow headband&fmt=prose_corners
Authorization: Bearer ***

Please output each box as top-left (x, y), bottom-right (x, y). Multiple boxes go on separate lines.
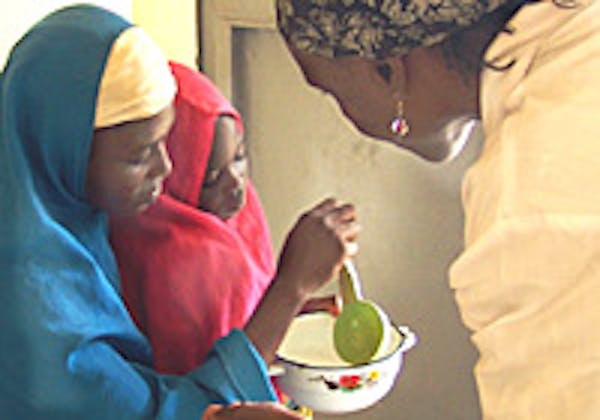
top-left (94, 26), bottom-right (176, 128)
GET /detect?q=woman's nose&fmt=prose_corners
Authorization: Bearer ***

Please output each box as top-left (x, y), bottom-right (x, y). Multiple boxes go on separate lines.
top-left (151, 141), bottom-right (172, 179)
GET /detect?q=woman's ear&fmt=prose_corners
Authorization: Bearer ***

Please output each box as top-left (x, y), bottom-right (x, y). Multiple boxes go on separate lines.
top-left (371, 56), bottom-right (407, 97)
top-left (375, 62), bottom-right (392, 83)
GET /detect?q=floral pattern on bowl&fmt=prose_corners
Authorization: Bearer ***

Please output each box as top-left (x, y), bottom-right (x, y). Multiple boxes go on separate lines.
top-left (309, 369), bottom-right (382, 392)
top-left (274, 313), bottom-right (417, 414)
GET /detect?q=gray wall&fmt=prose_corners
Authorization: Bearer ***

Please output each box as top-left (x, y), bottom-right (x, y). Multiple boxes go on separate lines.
top-left (233, 29), bottom-right (483, 420)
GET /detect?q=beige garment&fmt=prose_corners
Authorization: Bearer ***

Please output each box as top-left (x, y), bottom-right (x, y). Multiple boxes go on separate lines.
top-left (449, 1), bottom-right (600, 419)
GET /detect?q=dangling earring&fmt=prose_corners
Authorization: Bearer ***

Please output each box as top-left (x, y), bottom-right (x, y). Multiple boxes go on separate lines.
top-left (390, 101), bottom-right (410, 140)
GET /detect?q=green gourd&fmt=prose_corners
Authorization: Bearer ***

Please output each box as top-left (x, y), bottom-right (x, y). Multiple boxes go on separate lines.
top-left (334, 259), bottom-right (392, 365)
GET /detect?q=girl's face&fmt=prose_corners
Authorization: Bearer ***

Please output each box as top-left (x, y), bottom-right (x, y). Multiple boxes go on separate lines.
top-left (287, 45), bottom-right (478, 162)
top-left (86, 104), bottom-right (175, 216)
top-left (199, 116), bottom-right (249, 220)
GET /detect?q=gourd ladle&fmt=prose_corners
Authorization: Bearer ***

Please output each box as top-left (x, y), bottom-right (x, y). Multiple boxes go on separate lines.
top-left (333, 259), bottom-right (392, 365)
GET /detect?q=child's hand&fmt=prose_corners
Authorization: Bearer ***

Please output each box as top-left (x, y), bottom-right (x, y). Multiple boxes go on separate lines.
top-left (299, 294), bottom-right (341, 317)
top-left (276, 197), bottom-right (359, 299)
top-left (244, 197), bottom-right (358, 363)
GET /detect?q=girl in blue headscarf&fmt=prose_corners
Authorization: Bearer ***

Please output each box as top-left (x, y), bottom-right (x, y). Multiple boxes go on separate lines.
top-left (0, 4), bottom-right (358, 419)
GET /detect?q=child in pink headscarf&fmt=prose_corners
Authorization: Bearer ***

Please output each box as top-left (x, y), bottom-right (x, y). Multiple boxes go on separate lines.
top-left (109, 62), bottom-right (343, 396)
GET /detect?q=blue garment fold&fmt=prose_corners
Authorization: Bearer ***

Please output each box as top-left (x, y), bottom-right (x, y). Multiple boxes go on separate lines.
top-left (0, 5), bottom-right (276, 419)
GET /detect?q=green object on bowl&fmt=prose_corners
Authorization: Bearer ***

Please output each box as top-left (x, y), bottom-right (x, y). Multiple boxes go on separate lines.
top-left (274, 312), bottom-right (417, 414)
top-left (334, 260), bottom-right (392, 365)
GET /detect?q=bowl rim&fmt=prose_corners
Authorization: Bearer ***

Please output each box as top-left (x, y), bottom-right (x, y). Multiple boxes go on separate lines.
top-left (275, 321), bottom-right (417, 370)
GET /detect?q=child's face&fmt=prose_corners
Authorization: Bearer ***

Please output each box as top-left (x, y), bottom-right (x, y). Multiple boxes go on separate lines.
top-left (199, 116), bottom-right (248, 220)
top-left (86, 104), bottom-right (175, 216)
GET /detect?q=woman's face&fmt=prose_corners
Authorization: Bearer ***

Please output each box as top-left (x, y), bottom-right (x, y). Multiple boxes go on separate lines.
top-left (86, 104), bottom-right (175, 216)
top-left (288, 45), bottom-right (478, 162)
top-left (199, 116), bottom-right (249, 220)
top-left (289, 46), bottom-right (396, 141)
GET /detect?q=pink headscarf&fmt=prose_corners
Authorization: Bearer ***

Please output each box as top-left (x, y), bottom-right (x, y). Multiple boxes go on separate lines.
top-left (110, 62), bottom-right (275, 374)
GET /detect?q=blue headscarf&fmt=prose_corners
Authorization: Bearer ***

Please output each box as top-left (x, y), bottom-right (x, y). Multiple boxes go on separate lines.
top-left (0, 5), bottom-right (275, 418)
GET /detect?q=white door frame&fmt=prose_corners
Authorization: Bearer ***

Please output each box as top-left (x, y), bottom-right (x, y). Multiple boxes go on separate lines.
top-left (201, 0), bottom-right (276, 100)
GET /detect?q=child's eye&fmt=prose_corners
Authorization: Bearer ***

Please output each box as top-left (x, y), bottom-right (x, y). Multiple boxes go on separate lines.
top-left (235, 143), bottom-right (247, 161)
top-left (128, 148), bottom-right (152, 165)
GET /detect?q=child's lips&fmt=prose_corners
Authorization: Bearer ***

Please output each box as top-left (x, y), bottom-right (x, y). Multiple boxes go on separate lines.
top-left (220, 199), bottom-right (243, 219)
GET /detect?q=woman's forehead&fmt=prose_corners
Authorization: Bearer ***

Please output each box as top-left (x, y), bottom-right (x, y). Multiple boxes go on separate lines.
top-left (96, 104), bottom-right (175, 154)
top-left (289, 45), bottom-right (367, 95)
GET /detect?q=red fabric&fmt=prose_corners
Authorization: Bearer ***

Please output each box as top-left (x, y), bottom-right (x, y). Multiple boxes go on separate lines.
top-left (109, 62), bottom-right (275, 374)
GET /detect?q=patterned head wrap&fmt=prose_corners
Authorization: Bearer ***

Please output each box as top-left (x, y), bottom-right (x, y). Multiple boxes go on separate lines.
top-left (277, 0), bottom-right (515, 59)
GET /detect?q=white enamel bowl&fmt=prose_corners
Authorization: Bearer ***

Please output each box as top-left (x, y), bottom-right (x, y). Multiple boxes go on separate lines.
top-left (272, 312), bottom-right (417, 414)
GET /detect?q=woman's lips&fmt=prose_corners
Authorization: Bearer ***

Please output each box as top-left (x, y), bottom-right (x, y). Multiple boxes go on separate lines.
top-left (151, 186), bottom-right (162, 200)
top-left (144, 185), bottom-right (162, 205)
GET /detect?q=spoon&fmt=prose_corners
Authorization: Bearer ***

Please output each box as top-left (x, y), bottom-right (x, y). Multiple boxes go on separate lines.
top-left (333, 259), bottom-right (392, 365)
